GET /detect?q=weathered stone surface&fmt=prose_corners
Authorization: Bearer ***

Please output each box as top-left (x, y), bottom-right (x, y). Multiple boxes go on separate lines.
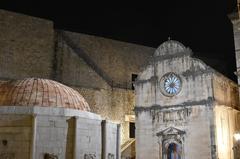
top-left (60, 30), bottom-right (155, 88)
top-left (0, 114), bottom-right (31, 159)
top-left (135, 40), bottom-right (240, 159)
top-left (0, 9), bottom-right (157, 147)
top-left (0, 9), bottom-right (54, 79)
top-left (0, 106), bottom-right (106, 159)
top-left (0, 78), bottom-right (90, 111)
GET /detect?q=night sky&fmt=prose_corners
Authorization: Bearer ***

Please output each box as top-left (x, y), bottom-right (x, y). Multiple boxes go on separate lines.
top-left (0, 0), bottom-right (238, 81)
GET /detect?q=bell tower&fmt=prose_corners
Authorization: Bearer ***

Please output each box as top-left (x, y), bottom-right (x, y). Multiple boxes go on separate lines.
top-left (230, 0), bottom-right (240, 85)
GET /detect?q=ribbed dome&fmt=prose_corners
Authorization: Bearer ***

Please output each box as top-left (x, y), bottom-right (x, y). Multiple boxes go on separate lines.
top-left (0, 78), bottom-right (90, 111)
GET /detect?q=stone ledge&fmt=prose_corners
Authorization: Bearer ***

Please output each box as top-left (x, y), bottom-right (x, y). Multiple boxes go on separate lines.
top-left (0, 106), bottom-right (102, 120)
top-left (134, 97), bottom-right (214, 112)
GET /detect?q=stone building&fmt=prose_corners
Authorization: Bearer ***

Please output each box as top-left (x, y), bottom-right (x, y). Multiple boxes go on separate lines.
top-left (135, 40), bottom-right (240, 159)
top-left (229, 1), bottom-right (240, 158)
top-left (0, 78), bottom-right (120, 159)
top-left (0, 9), bottom-right (155, 156)
top-left (1, 7), bottom-right (240, 159)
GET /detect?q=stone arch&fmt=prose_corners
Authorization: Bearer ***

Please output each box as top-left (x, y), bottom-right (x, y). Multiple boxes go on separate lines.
top-left (157, 127), bottom-right (185, 159)
top-left (163, 139), bottom-right (182, 159)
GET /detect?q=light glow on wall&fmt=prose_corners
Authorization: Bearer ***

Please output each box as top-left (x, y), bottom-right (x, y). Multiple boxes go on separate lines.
top-left (234, 133), bottom-right (240, 141)
top-left (215, 107), bottom-right (233, 159)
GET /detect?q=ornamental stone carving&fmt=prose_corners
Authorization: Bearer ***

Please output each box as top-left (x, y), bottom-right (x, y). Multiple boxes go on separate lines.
top-left (84, 154), bottom-right (96, 159)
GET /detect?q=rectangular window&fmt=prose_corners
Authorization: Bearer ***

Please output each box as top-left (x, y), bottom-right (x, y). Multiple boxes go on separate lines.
top-left (131, 74), bottom-right (138, 90)
top-left (129, 122), bottom-right (135, 138)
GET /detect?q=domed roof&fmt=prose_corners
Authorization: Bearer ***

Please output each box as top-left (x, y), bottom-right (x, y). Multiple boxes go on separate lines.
top-left (0, 78), bottom-right (90, 111)
top-left (154, 40), bottom-right (187, 56)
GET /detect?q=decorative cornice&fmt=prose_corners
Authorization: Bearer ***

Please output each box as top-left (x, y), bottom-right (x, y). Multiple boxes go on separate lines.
top-left (135, 76), bottom-right (158, 85)
top-left (134, 97), bottom-right (214, 112)
top-left (135, 68), bottom-right (213, 85)
top-left (0, 106), bottom-right (102, 120)
top-left (156, 126), bottom-right (186, 136)
top-left (182, 68), bottom-right (213, 77)
top-left (150, 50), bottom-right (192, 62)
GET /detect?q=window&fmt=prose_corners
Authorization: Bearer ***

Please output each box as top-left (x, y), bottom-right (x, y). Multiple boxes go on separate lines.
top-left (131, 74), bottom-right (138, 90)
top-left (129, 122), bottom-right (135, 138)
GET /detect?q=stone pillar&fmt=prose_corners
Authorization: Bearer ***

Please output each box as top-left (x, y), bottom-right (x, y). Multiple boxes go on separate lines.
top-left (73, 116), bottom-right (79, 159)
top-left (231, 0), bottom-right (240, 100)
top-left (233, 21), bottom-right (240, 74)
top-left (116, 124), bottom-right (121, 159)
top-left (30, 114), bottom-right (37, 159)
top-left (101, 120), bottom-right (107, 159)
top-left (231, 17), bottom-right (240, 101)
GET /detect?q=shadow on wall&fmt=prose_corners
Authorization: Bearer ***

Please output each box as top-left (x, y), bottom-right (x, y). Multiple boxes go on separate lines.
top-left (65, 117), bottom-right (75, 159)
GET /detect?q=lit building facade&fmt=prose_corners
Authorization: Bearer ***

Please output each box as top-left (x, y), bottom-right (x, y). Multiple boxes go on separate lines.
top-left (135, 40), bottom-right (240, 159)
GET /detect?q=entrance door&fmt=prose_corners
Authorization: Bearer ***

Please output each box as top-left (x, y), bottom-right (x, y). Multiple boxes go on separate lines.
top-left (167, 143), bottom-right (181, 159)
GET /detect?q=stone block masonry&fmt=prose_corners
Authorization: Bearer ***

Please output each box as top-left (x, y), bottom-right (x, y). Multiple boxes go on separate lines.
top-left (0, 9), bottom-right (54, 80)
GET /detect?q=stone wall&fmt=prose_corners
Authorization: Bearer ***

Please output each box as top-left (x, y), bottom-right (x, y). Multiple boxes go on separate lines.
top-left (135, 105), bottom-right (213, 159)
top-left (35, 116), bottom-right (71, 159)
top-left (0, 115), bottom-right (32, 159)
top-left (0, 9), bottom-right (156, 146)
top-left (214, 106), bottom-right (240, 159)
top-left (212, 73), bottom-right (240, 159)
top-left (35, 115), bottom-right (102, 159)
top-left (213, 73), bottom-right (239, 109)
top-left (74, 86), bottom-right (135, 144)
top-left (232, 19), bottom-right (240, 83)
top-left (0, 106), bottom-right (108, 159)
top-left (55, 30), bottom-right (150, 144)
top-left (102, 120), bottom-right (120, 159)
top-left (53, 38), bottom-right (136, 141)
top-left (75, 117), bottom-right (102, 159)
top-left (59, 30), bottom-right (155, 88)
top-left (135, 56), bottom-right (214, 108)
top-left (135, 41), bottom-right (217, 159)
top-left (0, 9), bottom-right (55, 80)
top-left (55, 32), bottom-right (109, 89)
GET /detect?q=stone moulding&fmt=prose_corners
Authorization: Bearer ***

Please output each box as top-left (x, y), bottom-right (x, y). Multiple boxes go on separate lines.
top-left (156, 126), bottom-right (186, 136)
top-left (134, 97), bottom-right (214, 112)
top-left (181, 68), bottom-right (213, 77)
top-left (151, 50), bottom-right (192, 62)
top-left (135, 68), bottom-right (213, 85)
top-left (134, 75), bottom-right (158, 85)
top-left (0, 106), bottom-right (102, 120)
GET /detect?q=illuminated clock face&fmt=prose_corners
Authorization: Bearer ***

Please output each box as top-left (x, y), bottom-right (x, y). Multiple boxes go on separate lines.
top-left (161, 73), bottom-right (182, 96)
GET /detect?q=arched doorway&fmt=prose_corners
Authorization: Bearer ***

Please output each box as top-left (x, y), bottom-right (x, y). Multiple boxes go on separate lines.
top-left (166, 143), bottom-right (182, 159)
top-left (157, 127), bottom-right (185, 159)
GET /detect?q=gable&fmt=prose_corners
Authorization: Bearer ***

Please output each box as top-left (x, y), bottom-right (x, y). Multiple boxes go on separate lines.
top-left (135, 40), bottom-right (214, 108)
top-left (156, 126), bottom-right (185, 136)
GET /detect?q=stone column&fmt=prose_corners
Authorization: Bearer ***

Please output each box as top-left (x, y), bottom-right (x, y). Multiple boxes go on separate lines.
top-left (158, 137), bottom-right (162, 159)
top-left (101, 120), bottom-right (107, 159)
top-left (73, 116), bottom-right (79, 159)
top-left (30, 114), bottom-right (37, 159)
top-left (116, 124), bottom-right (121, 159)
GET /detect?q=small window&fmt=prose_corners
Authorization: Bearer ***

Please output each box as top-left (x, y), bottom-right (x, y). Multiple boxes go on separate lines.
top-left (129, 122), bottom-right (135, 138)
top-left (131, 74), bottom-right (138, 90)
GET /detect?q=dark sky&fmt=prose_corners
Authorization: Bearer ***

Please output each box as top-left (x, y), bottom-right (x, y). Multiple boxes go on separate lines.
top-left (0, 0), bottom-right (239, 81)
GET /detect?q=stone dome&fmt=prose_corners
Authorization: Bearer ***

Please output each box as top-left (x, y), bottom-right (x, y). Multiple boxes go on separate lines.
top-left (154, 40), bottom-right (187, 56)
top-left (0, 78), bottom-right (90, 111)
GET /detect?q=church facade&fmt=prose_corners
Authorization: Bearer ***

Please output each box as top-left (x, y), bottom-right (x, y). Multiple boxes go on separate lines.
top-left (0, 7), bottom-right (240, 159)
top-left (135, 40), bottom-right (240, 159)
